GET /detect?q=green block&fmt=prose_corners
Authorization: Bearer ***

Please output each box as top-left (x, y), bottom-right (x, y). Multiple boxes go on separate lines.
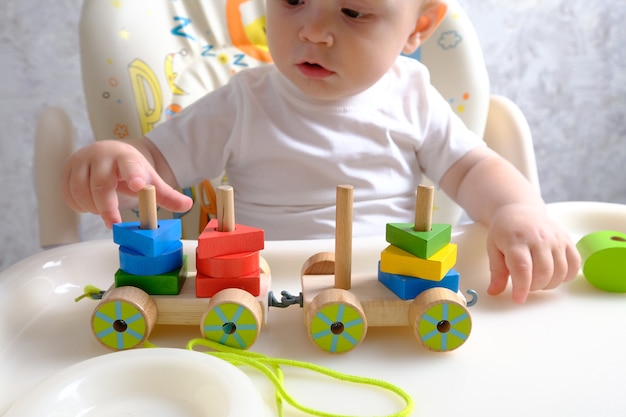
top-left (386, 223), bottom-right (451, 259)
top-left (577, 230), bottom-right (626, 293)
top-left (115, 255), bottom-right (188, 295)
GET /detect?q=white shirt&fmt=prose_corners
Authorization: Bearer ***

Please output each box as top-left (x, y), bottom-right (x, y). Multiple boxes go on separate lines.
top-left (147, 56), bottom-right (484, 239)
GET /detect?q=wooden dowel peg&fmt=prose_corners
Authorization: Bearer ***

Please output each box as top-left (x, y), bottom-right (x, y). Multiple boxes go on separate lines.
top-left (414, 184), bottom-right (434, 232)
top-left (139, 185), bottom-right (158, 230)
top-left (217, 185), bottom-right (235, 232)
top-left (335, 184), bottom-right (353, 290)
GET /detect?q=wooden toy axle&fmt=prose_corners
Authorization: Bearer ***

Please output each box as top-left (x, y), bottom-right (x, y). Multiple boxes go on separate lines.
top-left (217, 185), bottom-right (235, 232)
top-left (414, 184), bottom-right (434, 232)
top-left (138, 185), bottom-right (158, 230)
top-left (335, 185), bottom-right (353, 290)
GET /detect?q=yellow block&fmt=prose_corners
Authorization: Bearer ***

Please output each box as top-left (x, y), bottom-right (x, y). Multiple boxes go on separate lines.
top-left (380, 243), bottom-right (457, 281)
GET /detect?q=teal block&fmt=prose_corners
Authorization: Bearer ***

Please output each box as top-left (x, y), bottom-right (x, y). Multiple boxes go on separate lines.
top-left (115, 255), bottom-right (188, 295)
top-left (113, 219), bottom-right (181, 257)
top-left (378, 263), bottom-right (460, 300)
top-left (386, 223), bottom-right (451, 259)
top-left (119, 240), bottom-right (183, 276)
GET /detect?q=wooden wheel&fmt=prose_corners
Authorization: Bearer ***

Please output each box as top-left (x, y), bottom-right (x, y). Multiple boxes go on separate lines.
top-left (409, 288), bottom-right (471, 352)
top-left (201, 288), bottom-right (263, 350)
top-left (306, 288), bottom-right (367, 354)
top-left (91, 286), bottom-right (157, 350)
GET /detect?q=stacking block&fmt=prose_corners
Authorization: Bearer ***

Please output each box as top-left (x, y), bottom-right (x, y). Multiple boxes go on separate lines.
top-left (197, 219), bottom-right (264, 258)
top-left (115, 256), bottom-right (188, 295)
top-left (119, 241), bottom-right (183, 276)
top-left (196, 249), bottom-right (260, 278)
top-left (378, 264), bottom-right (460, 300)
top-left (380, 243), bottom-right (457, 281)
top-left (386, 223), bottom-right (451, 259)
top-left (577, 230), bottom-right (626, 292)
top-left (196, 272), bottom-right (261, 298)
top-left (113, 219), bottom-right (182, 257)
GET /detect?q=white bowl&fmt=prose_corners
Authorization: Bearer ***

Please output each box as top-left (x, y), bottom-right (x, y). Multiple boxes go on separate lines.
top-left (3, 348), bottom-right (264, 417)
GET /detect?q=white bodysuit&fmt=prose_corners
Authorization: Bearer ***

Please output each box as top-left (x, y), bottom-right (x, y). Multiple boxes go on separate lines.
top-left (147, 56), bottom-right (484, 240)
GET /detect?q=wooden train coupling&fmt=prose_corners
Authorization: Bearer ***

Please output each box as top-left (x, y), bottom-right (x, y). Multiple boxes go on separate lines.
top-left (268, 290), bottom-right (303, 308)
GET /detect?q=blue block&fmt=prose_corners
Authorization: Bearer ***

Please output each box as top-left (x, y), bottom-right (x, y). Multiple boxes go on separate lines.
top-left (119, 240), bottom-right (183, 276)
top-left (113, 219), bottom-right (181, 257)
top-left (378, 263), bottom-right (460, 300)
top-left (115, 256), bottom-right (188, 296)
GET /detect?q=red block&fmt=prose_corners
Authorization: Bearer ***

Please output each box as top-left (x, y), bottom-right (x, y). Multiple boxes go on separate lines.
top-left (195, 272), bottom-right (261, 298)
top-left (197, 219), bottom-right (264, 258)
top-left (196, 249), bottom-right (260, 279)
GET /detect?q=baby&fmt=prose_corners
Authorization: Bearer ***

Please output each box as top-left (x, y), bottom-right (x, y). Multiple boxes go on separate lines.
top-left (63, 0), bottom-right (580, 303)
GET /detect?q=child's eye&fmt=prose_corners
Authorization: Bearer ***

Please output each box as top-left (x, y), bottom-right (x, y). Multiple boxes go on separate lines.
top-left (284, 0), bottom-right (304, 6)
top-left (341, 8), bottom-right (366, 19)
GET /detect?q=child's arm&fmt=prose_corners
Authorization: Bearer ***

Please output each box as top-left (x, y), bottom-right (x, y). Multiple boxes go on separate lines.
top-left (440, 146), bottom-right (581, 303)
top-left (62, 138), bottom-right (193, 228)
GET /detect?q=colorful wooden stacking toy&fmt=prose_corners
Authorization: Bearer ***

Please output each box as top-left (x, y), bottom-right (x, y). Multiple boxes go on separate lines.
top-left (91, 185), bottom-right (270, 352)
top-left (112, 185), bottom-right (186, 295)
top-left (300, 184), bottom-right (473, 354)
top-left (196, 186), bottom-right (265, 297)
top-left (379, 185), bottom-right (460, 300)
top-left (90, 183), bottom-right (472, 354)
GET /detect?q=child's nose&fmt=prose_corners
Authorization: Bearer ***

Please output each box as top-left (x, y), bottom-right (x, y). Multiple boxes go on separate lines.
top-left (298, 11), bottom-right (334, 46)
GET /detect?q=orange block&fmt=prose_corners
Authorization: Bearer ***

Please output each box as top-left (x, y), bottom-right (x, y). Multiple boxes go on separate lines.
top-left (196, 272), bottom-right (261, 298)
top-left (197, 219), bottom-right (264, 258)
top-left (196, 250), bottom-right (260, 279)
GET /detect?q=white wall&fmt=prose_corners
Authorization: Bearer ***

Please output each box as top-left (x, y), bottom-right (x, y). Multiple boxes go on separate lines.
top-left (1, 0), bottom-right (624, 271)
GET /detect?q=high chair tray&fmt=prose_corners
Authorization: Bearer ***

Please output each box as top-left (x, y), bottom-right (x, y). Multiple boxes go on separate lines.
top-left (1, 201), bottom-right (625, 416)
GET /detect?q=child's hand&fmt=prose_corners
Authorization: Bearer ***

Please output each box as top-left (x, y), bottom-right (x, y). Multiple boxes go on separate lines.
top-left (485, 203), bottom-right (581, 303)
top-left (62, 139), bottom-right (192, 228)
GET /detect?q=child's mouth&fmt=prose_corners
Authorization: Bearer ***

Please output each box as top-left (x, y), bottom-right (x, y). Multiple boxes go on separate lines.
top-left (297, 62), bottom-right (335, 78)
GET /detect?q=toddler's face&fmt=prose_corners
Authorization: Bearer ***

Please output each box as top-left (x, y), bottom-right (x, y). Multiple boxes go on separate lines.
top-left (266, 0), bottom-right (424, 101)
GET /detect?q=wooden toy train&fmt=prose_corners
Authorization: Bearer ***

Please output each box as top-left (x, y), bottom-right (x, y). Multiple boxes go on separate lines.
top-left (89, 184), bottom-right (476, 353)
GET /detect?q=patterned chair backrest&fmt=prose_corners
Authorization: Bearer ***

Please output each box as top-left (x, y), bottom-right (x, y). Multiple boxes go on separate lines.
top-left (79, 0), bottom-right (489, 238)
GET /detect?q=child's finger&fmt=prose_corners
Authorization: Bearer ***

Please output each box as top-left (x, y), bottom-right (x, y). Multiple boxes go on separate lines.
top-left (565, 245), bottom-right (582, 282)
top-left (527, 244), bottom-right (555, 291)
top-left (489, 238), bottom-right (532, 303)
top-left (90, 157), bottom-right (122, 227)
top-left (116, 154), bottom-right (193, 215)
top-left (116, 154), bottom-right (149, 193)
top-left (63, 161), bottom-right (90, 213)
top-left (543, 246), bottom-right (568, 290)
top-left (486, 245), bottom-right (509, 296)
top-left (504, 245), bottom-right (533, 303)
top-left (152, 177), bottom-right (194, 214)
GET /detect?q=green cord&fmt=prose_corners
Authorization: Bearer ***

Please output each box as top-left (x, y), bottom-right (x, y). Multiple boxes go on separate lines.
top-left (186, 338), bottom-right (414, 417)
top-left (74, 285), bottom-right (104, 302)
top-left (76, 286), bottom-right (413, 416)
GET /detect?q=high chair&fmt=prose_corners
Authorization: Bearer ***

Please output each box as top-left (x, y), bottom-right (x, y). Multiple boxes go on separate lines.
top-left (35, 0), bottom-right (538, 248)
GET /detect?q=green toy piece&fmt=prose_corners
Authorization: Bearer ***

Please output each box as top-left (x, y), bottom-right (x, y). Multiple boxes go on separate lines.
top-left (115, 255), bottom-right (188, 295)
top-left (576, 230), bottom-right (626, 293)
top-left (386, 223), bottom-right (452, 259)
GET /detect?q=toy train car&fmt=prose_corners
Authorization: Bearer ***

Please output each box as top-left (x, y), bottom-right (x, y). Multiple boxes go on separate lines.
top-left (89, 185), bottom-right (475, 353)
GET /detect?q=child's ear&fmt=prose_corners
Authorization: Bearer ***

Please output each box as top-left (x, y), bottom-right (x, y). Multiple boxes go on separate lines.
top-left (403, 2), bottom-right (447, 54)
